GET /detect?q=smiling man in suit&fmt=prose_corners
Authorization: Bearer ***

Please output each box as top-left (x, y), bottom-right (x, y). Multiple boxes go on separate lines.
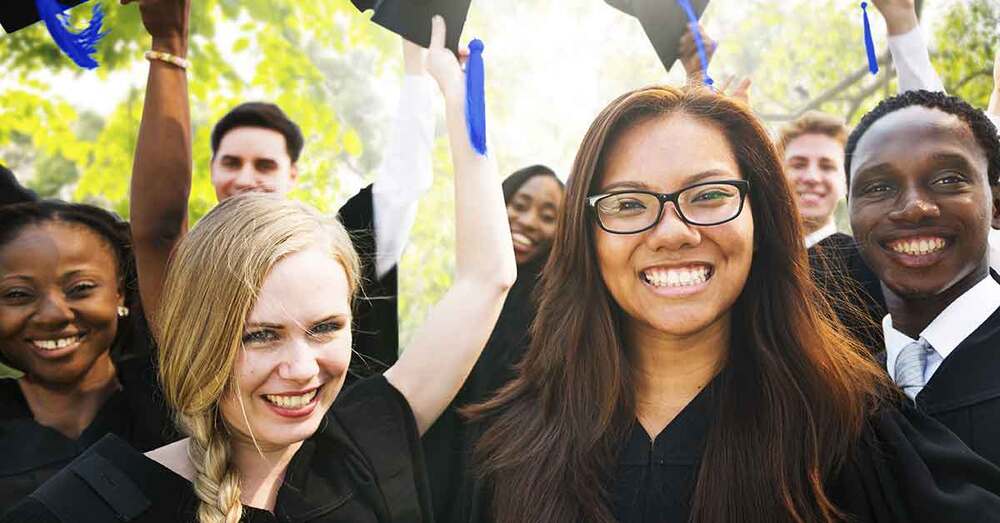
top-left (847, 89), bottom-right (1000, 467)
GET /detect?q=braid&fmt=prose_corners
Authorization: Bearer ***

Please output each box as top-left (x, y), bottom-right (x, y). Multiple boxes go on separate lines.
top-left (184, 413), bottom-right (244, 523)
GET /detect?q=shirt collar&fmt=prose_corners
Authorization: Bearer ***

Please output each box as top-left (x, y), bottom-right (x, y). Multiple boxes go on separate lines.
top-left (804, 221), bottom-right (838, 249)
top-left (884, 274), bottom-right (1000, 371)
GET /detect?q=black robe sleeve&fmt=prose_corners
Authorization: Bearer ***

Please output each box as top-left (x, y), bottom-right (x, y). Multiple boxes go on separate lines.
top-left (337, 185), bottom-right (400, 379)
top-left (315, 375), bottom-right (435, 522)
top-left (832, 401), bottom-right (1000, 523)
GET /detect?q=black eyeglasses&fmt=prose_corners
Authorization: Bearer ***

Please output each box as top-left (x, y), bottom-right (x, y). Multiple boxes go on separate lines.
top-left (586, 180), bottom-right (750, 234)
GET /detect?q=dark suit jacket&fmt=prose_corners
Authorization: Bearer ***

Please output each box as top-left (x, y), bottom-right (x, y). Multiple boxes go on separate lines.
top-left (808, 232), bottom-right (887, 352)
top-left (914, 305), bottom-right (1000, 468)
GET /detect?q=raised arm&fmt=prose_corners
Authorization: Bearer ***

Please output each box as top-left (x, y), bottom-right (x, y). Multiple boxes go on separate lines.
top-left (679, 24), bottom-right (751, 104)
top-left (679, 23), bottom-right (716, 88)
top-left (872, 0), bottom-right (945, 93)
top-left (371, 39), bottom-right (437, 279)
top-left (989, 49), bottom-right (1000, 127)
top-left (123, 0), bottom-right (193, 325)
top-left (383, 16), bottom-right (516, 435)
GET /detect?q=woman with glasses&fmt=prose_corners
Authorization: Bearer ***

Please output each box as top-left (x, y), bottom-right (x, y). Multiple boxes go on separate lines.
top-left (455, 85), bottom-right (1000, 522)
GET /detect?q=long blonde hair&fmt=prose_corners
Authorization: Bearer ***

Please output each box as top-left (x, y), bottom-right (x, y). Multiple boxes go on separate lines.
top-left (156, 194), bottom-right (361, 523)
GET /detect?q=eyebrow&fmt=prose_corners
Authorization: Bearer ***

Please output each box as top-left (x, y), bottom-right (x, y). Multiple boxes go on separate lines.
top-left (599, 169), bottom-right (736, 192)
top-left (928, 152), bottom-right (979, 170)
top-left (244, 314), bottom-right (349, 330)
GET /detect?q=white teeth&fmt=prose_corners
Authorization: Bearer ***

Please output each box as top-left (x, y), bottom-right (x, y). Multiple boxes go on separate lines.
top-left (511, 233), bottom-right (535, 247)
top-left (642, 266), bottom-right (711, 288)
top-left (889, 237), bottom-right (946, 256)
top-left (31, 336), bottom-right (81, 351)
top-left (264, 390), bottom-right (318, 409)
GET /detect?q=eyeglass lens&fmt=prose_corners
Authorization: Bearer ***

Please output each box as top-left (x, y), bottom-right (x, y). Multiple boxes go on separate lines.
top-left (595, 183), bottom-right (743, 233)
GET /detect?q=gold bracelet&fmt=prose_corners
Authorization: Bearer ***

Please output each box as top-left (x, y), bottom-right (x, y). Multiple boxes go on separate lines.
top-left (144, 50), bottom-right (190, 70)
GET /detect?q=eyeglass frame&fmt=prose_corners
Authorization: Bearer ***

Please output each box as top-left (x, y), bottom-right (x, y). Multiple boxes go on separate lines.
top-left (585, 179), bottom-right (751, 235)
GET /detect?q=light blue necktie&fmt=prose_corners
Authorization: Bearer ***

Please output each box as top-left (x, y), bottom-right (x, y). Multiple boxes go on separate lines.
top-left (894, 338), bottom-right (933, 401)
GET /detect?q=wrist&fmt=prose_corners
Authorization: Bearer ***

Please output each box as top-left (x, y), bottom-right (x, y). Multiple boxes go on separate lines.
top-left (151, 35), bottom-right (188, 58)
top-left (884, 11), bottom-right (918, 36)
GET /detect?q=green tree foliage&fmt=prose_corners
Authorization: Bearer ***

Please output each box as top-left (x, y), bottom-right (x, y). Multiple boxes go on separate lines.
top-left (932, 0), bottom-right (998, 108)
top-left (0, 0), bottom-right (996, 348)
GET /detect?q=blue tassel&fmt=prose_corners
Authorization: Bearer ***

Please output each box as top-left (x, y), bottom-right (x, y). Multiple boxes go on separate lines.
top-left (861, 2), bottom-right (879, 75)
top-left (466, 39), bottom-right (488, 156)
top-left (35, 0), bottom-right (106, 70)
top-left (675, 0), bottom-right (714, 87)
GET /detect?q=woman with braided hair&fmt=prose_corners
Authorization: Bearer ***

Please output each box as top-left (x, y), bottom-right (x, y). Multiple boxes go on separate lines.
top-left (2, 15), bottom-right (513, 523)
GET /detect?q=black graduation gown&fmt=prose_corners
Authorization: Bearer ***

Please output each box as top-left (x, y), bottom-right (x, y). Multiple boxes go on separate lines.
top-left (0, 376), bottom-right (434, 522)
top-left (0, 353), bottom-right (176, 509)
top-left (338, 185), bottom-right (400, 379)
top-left (422, 257), bottom-right (545, 522)
top-left (456, 372), bottom-right (1000, 523)
top-left (910, 303), bottom-right (1000, 469)
top-left (808, 232), bottom-right (887, 352)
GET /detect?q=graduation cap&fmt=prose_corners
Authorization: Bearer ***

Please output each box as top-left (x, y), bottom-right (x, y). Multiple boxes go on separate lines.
top-left (350, 0), bottom-right (471, 53)
top-left (607, 0), bottom-right (711, 79)
top-left (0, 164), bottom-right (38, 206)
top-left (0, 0), bottom-right (105, 69)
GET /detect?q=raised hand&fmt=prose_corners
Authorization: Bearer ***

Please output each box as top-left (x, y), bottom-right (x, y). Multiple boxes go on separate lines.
top-left (679, 22), bottom-right (717, 85)
top-left (871, 0), bottom-right (918, 36)
top-left (425, 16), bottom-right (470, 104)
top-left (120, 0), bottom-right (190, 53)
top-left (718, 75), bottom-right (752, 106)
top-left (403, 39), bottom-right (429, 76)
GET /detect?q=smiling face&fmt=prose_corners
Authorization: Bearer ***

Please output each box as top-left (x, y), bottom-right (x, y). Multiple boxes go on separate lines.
top-left (219, 248), bottom-right (352, 449)
top-left (783, 133), bottom-right (846, 232)
top-left (507, 175), bottom-right (563, 265)
top-left (849, 106), bottom-right (995, 301)
top-left (593, 113), bottom-right (754, 338)
top-left (211, 127), bottom-right (299, 201)
top-left (0, 222), bottom-right (122, 385)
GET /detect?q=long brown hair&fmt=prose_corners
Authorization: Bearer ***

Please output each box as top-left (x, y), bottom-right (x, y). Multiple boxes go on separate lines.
top-left (467, 86), bottom-right (894, 522)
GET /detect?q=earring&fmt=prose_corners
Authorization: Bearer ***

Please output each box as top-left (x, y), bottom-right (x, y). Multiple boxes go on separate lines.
top-left (117, 306), bottom-right (130, 318)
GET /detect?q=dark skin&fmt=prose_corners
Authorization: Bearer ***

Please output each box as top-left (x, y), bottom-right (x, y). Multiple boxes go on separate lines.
top-left (507, 175), bottom-right (563, 265)
top-left (0, 223), bottom-right (123, 438)
top-left (122, 0), bottom-right (192, 325)
top-left (849, 106), bottom-right (1000, 338)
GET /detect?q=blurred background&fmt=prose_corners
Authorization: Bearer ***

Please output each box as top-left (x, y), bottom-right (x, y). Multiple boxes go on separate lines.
top-left (0, 0), bottom-right (996, 347)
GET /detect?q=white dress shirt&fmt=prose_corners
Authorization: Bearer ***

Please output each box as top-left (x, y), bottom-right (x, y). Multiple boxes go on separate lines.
top-left (804, 221), bottom-right (838, 249)
top-left (888, 27), bottom-right (945, 94)
top-left (883, 275), bottom-right (1000, 385)
top-left (372, 74), bottom-right (437, 278)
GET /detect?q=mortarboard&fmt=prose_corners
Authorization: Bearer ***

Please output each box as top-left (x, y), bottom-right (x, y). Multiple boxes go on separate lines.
top-left (607, 0), bottom-right (711, 75)
top-left (0, 164), bottom-right (38, 206)
top-left (0, 0), bottom-right (105, 69)
top-left (350, 0), bottom-right (471, 53)
top-left (0, 0), bottom-right (85, 34)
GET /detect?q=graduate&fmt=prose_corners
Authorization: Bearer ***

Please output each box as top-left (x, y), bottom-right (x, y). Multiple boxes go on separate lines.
top-left (1, 15), bottom-right (515, 522)
top-left (125, 0), bottom-right (437, 374)
top-left (455, 84), bottom-right (1000, 523)
top-left (846, 89), bottom-right (1000, 468)
top-left (422, 164), bottom-right (565, 520)
top-left (0, 201), bottom-right (175, 507)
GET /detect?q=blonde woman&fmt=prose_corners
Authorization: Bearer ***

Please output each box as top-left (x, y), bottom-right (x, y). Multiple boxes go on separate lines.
top-left (2, 17), bottom-right (514, 523)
